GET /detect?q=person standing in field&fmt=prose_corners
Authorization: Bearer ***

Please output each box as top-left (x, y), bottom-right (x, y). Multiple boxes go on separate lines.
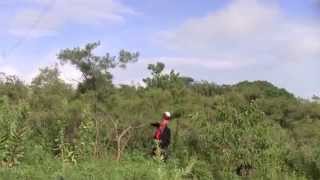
top-left (151, 112), bottom-right (171, 161)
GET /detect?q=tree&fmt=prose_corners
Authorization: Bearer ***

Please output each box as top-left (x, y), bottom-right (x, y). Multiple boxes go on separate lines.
top-left (0, 73), bottom-right (28, 102)
top-left (29, 66), bottom-right (73, 153)
top-left (58, 42), bottom-right (139, 93)
top-left (312, 95), bottom-right (320, 102)
top-left (58, 42), bottom-right (139, 157)
top-left (143, 62), bottom-right (165, 88)
top-left (143, 62), bottom-right (189, 90)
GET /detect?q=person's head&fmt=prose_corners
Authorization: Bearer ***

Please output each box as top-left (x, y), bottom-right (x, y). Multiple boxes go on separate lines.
top-left (163, 112), bottom-right (171, 121)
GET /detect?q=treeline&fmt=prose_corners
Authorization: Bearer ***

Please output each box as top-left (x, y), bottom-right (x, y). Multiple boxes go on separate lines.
top-left (0, 42), bottom-right (320, 179)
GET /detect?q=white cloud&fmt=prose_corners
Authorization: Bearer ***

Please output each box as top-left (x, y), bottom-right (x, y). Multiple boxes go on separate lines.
top-left (32, 51), bottom-right (83, 85)
top-left (0, 60), bottom-right (39, 83)
top-left (158, 0), bottom-right (320, 64)
top-left (0, 65), bottom-right (19, 76)
top-left (9, 0), bottom-right (136, 38)
top-left (156, 56), bottom-right (255, 70)
top-left (0, 56), bottom-right (19, 77)
top-left (0, 50), bottom-right (83, 85)
top-left (25, 63), bottom-right (82, 86)
top-left (110, 56), bottom-right (255, 89)
top-left (59, 63), bottom-right (82, 85)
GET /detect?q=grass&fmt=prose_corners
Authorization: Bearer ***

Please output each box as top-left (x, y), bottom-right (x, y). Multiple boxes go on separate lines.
top-left (0, 153), bottom-right (187, 180)
top-left (0, 151), bottom-right (308, 180)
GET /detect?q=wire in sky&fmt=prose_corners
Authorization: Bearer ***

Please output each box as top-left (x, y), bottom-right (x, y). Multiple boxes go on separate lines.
top-left (2, 0), bottom-right (57, 59)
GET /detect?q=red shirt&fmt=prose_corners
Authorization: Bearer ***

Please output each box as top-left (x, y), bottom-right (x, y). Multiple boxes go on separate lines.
top-left (154, 119), bottom-right (170, 140)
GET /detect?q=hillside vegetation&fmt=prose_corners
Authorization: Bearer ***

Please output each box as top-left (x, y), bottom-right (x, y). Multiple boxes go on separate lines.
top-left (0, 43), bottom-right (320, 179)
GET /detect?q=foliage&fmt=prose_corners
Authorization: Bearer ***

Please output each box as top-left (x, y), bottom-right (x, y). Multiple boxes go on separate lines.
top-left (0, 42), bottom-right (318, 179)
top-left (0, 97), bottom-right (29, 167)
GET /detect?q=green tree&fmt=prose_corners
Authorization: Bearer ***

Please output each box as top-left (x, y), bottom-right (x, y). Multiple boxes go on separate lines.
top-left (58, 42), bottom-right (139, 157)
top-left (58, 42), bottom-right (139, 93)
top-left (29, 66), bottom-right (73, 153)
top-left (0, 73), bottom-right (28, 102)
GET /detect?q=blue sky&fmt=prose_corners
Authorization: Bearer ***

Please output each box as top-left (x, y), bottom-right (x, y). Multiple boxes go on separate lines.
top-left (0, 0), bottom-right (319, 98)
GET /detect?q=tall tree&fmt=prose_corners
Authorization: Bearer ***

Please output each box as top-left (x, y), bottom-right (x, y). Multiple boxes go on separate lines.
top-left (58, 42), bottom-right (139, 157)
top-left (58, 42), bottom-right (139, 93)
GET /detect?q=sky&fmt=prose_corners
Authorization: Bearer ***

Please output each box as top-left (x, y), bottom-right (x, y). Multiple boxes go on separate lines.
top-left (0, 0), bottom-right (319, 98)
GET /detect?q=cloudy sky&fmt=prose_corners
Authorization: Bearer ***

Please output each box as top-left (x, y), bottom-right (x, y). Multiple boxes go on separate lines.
top-left (0, 0), bottom-right (319, 98)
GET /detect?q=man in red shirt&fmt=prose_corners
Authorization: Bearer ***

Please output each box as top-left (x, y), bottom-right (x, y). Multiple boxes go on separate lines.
top-left (151, 112), bottom-right (171, 161)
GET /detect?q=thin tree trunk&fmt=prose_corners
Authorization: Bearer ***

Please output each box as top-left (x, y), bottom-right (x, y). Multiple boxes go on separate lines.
top-left (115, 124), bottom-right (146, 161)
top-left (116, 126), bottom-right (132, 161)
top-left (95, 117), bottom-right (100, 158)
top-left (173, 118), bottom-right (180, 151)
top-left (94, 77), bottom-right (100, 158)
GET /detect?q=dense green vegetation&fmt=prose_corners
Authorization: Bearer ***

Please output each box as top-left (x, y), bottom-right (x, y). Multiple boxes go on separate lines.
top-left (0, 42), bottom-right (320, 179)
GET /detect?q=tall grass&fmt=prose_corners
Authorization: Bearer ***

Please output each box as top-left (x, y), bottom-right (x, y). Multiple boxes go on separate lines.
top-left (0, 152), bottom-right (192, 180)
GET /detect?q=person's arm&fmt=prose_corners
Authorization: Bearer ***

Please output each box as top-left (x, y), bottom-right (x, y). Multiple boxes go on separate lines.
top-left (150, 122), bottom-right (160, 127)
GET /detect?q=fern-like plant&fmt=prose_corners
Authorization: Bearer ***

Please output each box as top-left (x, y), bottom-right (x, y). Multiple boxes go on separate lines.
top-left (0, 97), bottom-right (29, 167)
